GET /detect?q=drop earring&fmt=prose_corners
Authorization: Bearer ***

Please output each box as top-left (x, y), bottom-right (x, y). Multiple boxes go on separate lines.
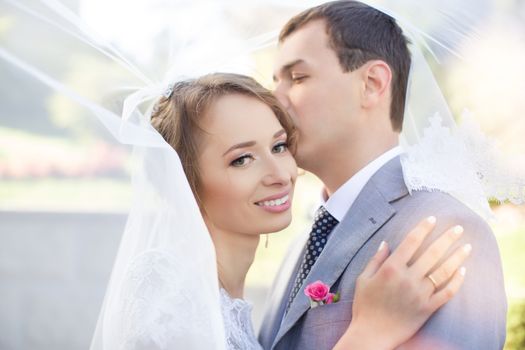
top-left (265, 234), bottom-right (269, 248)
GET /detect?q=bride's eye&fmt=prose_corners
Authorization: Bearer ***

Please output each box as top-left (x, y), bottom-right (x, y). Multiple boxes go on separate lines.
top-left (272, 142), bottom-right (288, 154)
top-left (230, 154), bottom-right (254, 167)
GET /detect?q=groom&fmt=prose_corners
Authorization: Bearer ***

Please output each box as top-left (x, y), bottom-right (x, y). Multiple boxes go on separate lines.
top-left (259, 1), bottom-right (507, 349)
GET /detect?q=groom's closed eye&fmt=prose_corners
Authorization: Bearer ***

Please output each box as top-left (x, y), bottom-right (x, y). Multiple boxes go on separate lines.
top-left (273, 59), bottom-right (306, 83)
top-left (291, 74), bottom-right (308, 83)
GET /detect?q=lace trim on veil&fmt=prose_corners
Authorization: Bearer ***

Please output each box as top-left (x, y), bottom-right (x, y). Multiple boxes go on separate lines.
top-left (401, 113), bottom-right (525, 219)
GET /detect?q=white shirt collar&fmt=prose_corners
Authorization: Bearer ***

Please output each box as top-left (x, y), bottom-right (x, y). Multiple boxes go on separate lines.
top-left (322, 146), bottom-right (402, 222)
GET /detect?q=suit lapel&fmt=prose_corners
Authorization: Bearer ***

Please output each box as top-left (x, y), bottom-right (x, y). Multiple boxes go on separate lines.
top-left (272, 157), bottom-right (409, 348)
top-left (260, 231), bottom-right (308, 346)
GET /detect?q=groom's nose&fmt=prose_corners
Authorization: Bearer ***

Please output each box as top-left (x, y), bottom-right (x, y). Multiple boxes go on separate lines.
top-left (273, 84), bottom-right (291, 110)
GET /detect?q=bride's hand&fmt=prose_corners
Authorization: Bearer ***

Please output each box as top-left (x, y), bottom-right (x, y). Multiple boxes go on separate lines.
top-left (334, 216), bottom-right (471, 350)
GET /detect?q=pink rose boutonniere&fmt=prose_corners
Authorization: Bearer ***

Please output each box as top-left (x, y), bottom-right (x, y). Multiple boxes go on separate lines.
top-left (304, 280), bottom-right (340, 308)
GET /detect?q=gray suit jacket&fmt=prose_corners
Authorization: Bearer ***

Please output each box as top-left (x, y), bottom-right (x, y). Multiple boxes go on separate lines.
top-left (258, 157), bottom-right (507, 350)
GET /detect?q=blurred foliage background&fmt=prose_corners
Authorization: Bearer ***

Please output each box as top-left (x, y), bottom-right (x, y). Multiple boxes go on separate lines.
top-left (0, 0), bottom-right (524, 348)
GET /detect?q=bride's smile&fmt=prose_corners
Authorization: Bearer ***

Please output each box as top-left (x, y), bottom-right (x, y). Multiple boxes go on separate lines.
top-left (198, 92), bottom-right (298, 235)
top-left (254, 191), bottom-right (291, 213)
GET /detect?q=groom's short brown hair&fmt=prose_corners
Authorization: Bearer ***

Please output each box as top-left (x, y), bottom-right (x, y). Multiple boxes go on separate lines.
top-left (279, 0), bottom-right (411, 131)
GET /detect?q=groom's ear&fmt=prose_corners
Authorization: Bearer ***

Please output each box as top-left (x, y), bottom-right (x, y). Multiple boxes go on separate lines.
top-left (360, 60), bottom-right (392, 109)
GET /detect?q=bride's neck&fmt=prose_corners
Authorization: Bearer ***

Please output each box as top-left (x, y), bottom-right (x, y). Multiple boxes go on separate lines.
top-left (207, 223), bottom-right (260, 299)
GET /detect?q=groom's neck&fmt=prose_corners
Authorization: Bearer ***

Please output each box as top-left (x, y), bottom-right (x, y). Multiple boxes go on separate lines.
top-left (316, 134), bottom-right (399, 196)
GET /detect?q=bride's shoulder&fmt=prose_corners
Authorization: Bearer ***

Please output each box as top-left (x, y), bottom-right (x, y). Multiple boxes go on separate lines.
top-left (219, 289), bottom-right (262, 350)
top-left (109, 248), bottom-right (219, 348)
top-left (126, 248), bottom-right (180, 274)
top-left (219, 288), bottom-right (252, 313)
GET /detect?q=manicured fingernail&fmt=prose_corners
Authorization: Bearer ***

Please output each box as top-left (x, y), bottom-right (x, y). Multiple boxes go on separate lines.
top-left (453, 225), bottom-right (464, 235)
top-left (427, 216), bottom-right (436, 224)
top-left (377, 241), bottom-right (386, 252)
top-left (460, 266), bottom-right (466, 276)
top-left (463, 243), bottom-right (472, 253)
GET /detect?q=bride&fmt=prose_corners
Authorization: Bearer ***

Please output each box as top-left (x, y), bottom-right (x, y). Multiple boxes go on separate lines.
top-left (143, 72), bottom-right (470, 349)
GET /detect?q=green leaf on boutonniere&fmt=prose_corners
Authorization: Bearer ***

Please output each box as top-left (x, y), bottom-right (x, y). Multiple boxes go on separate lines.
top-left (333, 292), bottom-right (340, 303)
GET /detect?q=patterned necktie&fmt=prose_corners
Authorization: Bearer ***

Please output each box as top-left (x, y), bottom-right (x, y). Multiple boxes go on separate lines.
top-left (285, 206), bottom-right (339, 312)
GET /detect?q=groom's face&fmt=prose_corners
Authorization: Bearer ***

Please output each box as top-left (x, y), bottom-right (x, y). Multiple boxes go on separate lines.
top-left (273, 19), bottom-right (363, 168)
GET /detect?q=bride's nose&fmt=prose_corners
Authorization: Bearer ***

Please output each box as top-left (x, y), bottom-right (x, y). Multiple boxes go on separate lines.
top-left (261, 157), bottom-right (291, 187)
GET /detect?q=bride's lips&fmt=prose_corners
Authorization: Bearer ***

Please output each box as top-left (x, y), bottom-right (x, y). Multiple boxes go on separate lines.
top-left (254, 191), bottom-right (292, 213)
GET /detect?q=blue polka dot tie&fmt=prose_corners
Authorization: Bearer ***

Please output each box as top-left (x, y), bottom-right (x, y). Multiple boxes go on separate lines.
top-left (285, 206), bottom-right (339, 312)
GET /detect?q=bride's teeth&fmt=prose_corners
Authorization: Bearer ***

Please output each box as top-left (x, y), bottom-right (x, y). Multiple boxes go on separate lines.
top-left (258, 195), bottom-right (289, 207)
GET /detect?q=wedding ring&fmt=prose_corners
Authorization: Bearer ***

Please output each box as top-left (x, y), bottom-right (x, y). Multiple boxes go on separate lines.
top-left (426, 274), bottom-right (438, 290)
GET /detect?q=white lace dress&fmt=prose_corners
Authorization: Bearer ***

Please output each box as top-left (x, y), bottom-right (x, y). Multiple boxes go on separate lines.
top-left (219, 289), bottom-right (263, 350)
top-left (111, 249), bottom-right (264, 349)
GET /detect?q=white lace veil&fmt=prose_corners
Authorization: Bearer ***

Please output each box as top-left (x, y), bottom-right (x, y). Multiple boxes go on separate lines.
top-left (382, 3), bottom-right (525, 219)
top-left (1, 0), bottom-right (523, 349)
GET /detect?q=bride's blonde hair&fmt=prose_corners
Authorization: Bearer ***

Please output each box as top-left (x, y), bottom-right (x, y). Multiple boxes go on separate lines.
top-left (151, 73), bottom-right (297, 205)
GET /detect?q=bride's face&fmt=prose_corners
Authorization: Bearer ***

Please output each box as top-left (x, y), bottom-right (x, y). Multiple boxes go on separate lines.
top-left (198, 93), bottom-right (297, 236)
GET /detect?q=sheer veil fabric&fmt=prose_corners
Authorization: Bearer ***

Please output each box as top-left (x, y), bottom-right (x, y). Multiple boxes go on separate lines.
top-left (1, 0), bottom-right (523, 349)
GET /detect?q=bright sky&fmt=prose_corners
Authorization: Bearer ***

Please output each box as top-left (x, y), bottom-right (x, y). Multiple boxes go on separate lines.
top-left (79, 0), bottom-right (227, 61)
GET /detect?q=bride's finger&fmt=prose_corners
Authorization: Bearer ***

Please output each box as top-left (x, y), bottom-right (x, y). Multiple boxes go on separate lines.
top-left (388, 216), bottom-right (437, 265)
top-left (359, 241), bottom-right (390, 278)
top-left (427, 267), bottom-right (467, 313)
top-left (424, 243), bottom-right (472, 291)
top-left (409, 225), bottom-right (465, 278)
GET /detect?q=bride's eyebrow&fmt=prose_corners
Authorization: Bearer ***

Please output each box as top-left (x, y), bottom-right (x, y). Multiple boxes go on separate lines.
top-left (222, 129), bottom-right (286, 156)
top-left (222, 141), bottom-right (256, 156)
top-left (273, 129), bottom-right (286, 139)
